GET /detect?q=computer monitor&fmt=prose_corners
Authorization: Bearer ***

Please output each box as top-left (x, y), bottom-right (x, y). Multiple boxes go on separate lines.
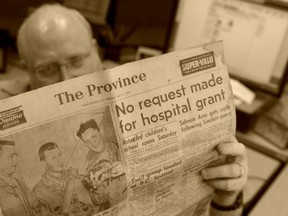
top-left (174, 0), bottom-right (288, 97)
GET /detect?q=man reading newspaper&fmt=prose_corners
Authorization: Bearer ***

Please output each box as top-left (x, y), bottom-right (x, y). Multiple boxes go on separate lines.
top-left (1, 3), bottom-right (247, 216)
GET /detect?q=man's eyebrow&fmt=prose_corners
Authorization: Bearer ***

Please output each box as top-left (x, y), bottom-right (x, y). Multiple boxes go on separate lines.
top-left (68, 55), bottom-right (83, 59)
top-left (34, 62), bottom-right (57, 70)
top-left (67, 53), bottom-right (88, 61)
top-left (34, 59), bottom-right (56, 68)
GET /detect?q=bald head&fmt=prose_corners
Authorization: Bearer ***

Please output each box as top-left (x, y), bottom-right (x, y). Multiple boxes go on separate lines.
top-left (17, 4), bottom-right (92, 63)
top-left (17, 4), bottom-right (103, 89)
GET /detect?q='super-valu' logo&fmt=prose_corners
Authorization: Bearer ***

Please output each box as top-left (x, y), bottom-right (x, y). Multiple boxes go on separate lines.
top-left (180, 52), bottom-right (216, 76)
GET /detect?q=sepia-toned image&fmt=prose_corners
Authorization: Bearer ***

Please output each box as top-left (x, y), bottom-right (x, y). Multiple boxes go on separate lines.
top-left (2, 0), bottom-right (288, 215)
top-left (0, 106), bottom-right (127, 216)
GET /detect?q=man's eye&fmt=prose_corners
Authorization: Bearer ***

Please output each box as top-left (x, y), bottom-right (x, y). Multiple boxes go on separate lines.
top-left (70, 57), bottom-right (84, 67)
top-left (36, 65), bottom-right (58, 76)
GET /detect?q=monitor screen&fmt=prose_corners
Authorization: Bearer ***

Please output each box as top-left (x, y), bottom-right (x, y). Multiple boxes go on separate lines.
top-left (174, 0), bottom-right (288, 96)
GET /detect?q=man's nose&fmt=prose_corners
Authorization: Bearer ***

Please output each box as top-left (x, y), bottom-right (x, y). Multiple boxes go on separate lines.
top-left (59, 65), bottom-right (75, 81)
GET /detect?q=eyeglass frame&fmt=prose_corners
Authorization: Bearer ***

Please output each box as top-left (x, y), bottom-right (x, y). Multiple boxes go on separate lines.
top-left (32, 46), bottom-right (93, 82)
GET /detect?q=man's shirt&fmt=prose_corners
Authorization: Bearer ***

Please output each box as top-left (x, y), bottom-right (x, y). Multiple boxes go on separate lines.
top-left (0, 174), bottom-right (32, 216)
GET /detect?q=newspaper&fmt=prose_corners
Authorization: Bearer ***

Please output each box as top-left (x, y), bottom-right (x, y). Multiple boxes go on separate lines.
top-left (0, 41), bottom-right (236, 216)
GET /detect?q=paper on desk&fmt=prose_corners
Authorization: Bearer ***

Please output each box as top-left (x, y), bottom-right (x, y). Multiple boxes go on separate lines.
top-left (230, 78), bottom-right (256, 105)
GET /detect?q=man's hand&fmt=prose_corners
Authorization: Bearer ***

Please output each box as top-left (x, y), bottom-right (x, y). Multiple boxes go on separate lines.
top-left (63, 167), bottom-right (78, 213)
top-left (66, 167), bottom-right (78, 183)
top-left (111, 161), bottom-right (125, 178)
top-left (201, 141), bottom-right (248, 206)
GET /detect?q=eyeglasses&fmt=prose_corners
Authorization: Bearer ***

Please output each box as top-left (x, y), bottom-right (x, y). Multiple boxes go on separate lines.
top-left (33, 49), bottom-right (92, 82)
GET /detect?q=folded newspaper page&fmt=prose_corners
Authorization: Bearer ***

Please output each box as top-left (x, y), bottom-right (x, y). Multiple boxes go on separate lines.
top-left (0, 41), bottom-right (236, 216)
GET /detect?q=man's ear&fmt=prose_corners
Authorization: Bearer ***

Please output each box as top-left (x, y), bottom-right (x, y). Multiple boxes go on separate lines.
top-left (92, 39), bottom-right (99, 50)
top-left (91, 38), bottom-right (104, 70)
top-left (92, 39), bottom-right (103, 55)
top-left (19, 59), bottom-right (28, 70)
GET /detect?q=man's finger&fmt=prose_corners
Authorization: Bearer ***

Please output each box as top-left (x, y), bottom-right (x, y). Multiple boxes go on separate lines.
top-left (201, 163), bottom-right (246, 180)
top-left (204, 178), bottom-right (246, 192)
top-left (217, 142), bottom-right (246, 158)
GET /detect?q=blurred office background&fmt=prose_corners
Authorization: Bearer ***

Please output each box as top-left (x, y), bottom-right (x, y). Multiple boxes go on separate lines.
top-left (1, 0), bottom-right (288, 215)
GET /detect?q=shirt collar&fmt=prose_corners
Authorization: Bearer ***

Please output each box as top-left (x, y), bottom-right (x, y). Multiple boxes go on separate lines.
top-left (0, 173), bottom-right (18, 187)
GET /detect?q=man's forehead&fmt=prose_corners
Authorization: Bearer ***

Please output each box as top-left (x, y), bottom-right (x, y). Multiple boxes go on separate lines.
top-left (27, 20), bottom-right (90, 47)
top-left (83, 127), bottom-right (98, 134)
top-left (44, 148), bottom-right (60, 156)
top-left (82, 127), bottom-right (99, 139)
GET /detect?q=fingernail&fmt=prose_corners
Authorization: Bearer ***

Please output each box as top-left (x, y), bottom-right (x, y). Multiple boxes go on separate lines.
top-left (217, 144), bottom-right (225, 154)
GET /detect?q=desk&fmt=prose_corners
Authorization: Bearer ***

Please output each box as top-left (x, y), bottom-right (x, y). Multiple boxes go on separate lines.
top-left (249, 163), bottom-right (288, 216)
top-left (236, 84), bottom-right (288, 162)
top-left (243, 147), bottom-right (281, 209)
top-left (236, 120), bottom-right (288, 214)
top-left (236, 130), bottom-right (288, 162)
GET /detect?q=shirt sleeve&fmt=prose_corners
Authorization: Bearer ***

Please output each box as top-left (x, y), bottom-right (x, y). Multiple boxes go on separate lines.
top-left (210, 204), bottom-right (243, 216)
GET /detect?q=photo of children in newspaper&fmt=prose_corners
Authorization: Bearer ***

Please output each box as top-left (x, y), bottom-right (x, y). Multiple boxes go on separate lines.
top-left (0, 106), bottom-right (127, 216)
